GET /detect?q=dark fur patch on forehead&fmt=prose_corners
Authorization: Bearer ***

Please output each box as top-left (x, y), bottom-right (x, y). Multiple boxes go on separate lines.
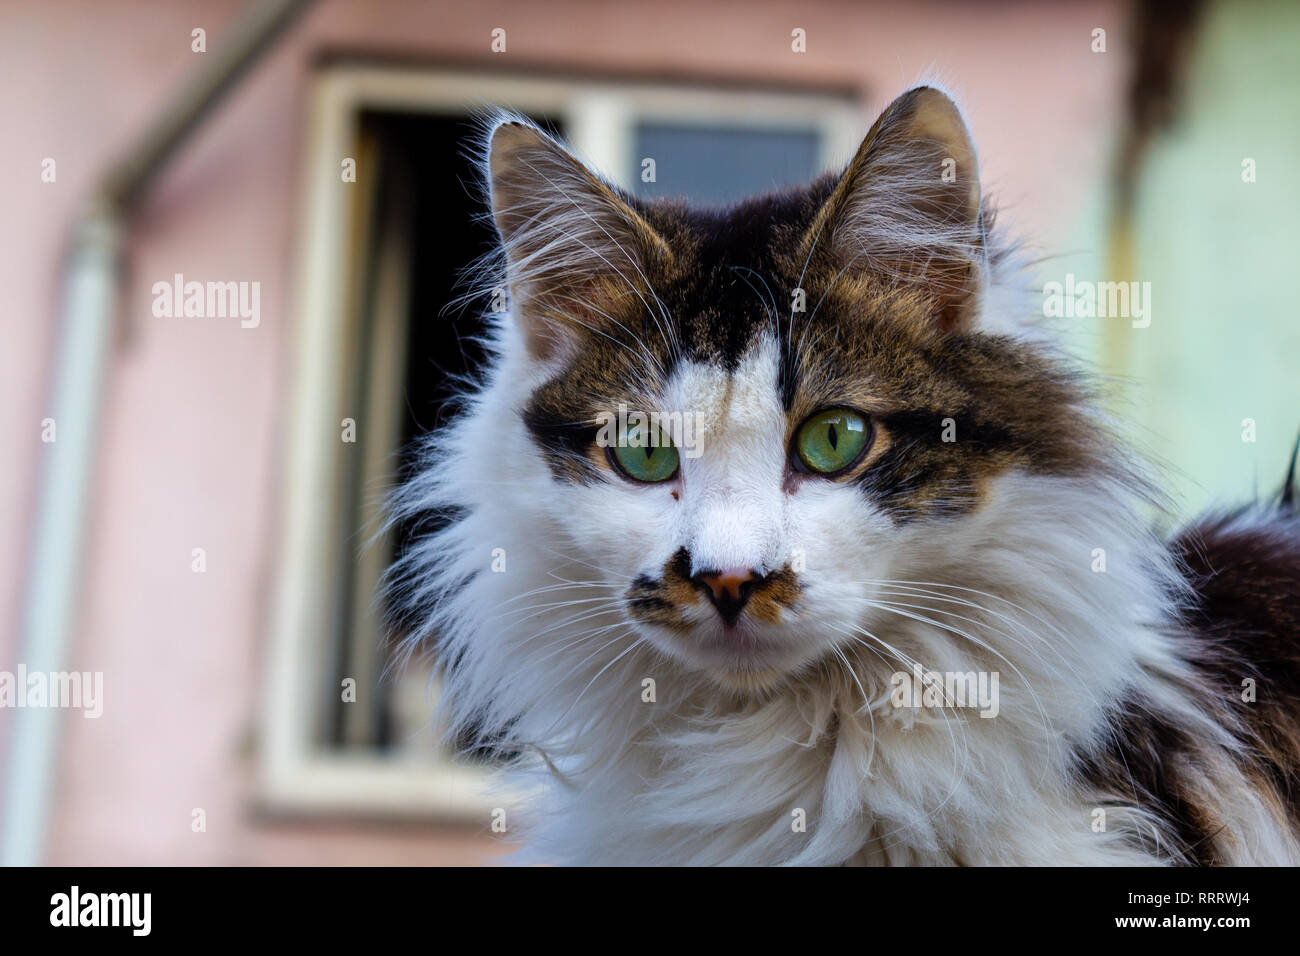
top-left (631, 176), bottom-right (839, 369)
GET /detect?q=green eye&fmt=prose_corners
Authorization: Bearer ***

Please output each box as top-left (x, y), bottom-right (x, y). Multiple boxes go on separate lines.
top-left (794, 408), bottom-right (871, 475)
top-left (610, 424), bottom-right (680, 483)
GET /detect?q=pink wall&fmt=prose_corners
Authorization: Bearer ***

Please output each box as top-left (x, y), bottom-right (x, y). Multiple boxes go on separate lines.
top-left (0, 0), bottom-right (1127, 864)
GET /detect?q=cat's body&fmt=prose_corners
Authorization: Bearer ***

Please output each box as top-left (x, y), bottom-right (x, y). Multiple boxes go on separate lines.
top-left (388, 88), bottom-right (1300, 865)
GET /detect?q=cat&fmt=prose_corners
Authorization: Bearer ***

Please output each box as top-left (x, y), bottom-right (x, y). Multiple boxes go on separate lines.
top-left (386, 86), bottom-right (1300, 865)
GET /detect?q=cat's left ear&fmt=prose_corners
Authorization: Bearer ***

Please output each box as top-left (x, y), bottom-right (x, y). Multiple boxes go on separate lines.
top-left (807, 86), bottom-right (986, 334)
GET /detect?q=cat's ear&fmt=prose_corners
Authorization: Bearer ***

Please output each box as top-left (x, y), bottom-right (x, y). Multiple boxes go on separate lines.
top-left (486, 119), bottom-right (671, 360)
top-left (807, 86), bottom-right (986, 334)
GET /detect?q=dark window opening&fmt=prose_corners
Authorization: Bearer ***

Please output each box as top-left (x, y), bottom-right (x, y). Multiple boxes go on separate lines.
top-left (324, 110), bottom-right (561, 762)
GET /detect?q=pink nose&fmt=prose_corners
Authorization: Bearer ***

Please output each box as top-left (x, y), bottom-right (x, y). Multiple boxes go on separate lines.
top-left (692, 568), bottom-right (759, 625)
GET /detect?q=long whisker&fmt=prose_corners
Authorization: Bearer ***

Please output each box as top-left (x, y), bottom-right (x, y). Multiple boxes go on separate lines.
top-left (860, 583), bottom-right (1107, 713)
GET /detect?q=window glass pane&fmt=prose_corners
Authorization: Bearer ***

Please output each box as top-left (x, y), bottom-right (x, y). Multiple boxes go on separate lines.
top-left (632, 122), bottom-right (821, 205)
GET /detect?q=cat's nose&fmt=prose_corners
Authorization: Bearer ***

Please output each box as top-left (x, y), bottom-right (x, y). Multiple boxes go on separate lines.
top-left (692, 568), bottom-right (759, 626)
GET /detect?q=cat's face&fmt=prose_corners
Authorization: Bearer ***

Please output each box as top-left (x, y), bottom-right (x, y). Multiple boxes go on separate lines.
top-left (529, 332), bottom-right (901, 685)
top-left (486, 88), bottom-right (1097, 689)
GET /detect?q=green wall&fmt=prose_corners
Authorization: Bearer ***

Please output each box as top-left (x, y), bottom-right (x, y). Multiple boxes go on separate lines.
top-left (1062, 0), bottom-right (1300, 521)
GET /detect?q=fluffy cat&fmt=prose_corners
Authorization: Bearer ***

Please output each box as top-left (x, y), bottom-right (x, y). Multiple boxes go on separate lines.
top-left (387, 86), bottom-right (1300, 865)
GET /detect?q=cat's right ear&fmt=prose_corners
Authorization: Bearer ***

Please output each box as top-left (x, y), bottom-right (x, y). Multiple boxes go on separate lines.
top-left (804, 87), bottom-right (987, 335)
top-left (486, 119), bottom-right (671, 361)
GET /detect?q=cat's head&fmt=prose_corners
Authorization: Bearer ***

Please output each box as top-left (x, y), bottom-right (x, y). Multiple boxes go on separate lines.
top-left (478, 87), bottom-right (1104, 690)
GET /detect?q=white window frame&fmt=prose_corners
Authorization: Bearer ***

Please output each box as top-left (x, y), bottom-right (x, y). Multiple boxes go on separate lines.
top-left (258, 62), bottom-right (864, 820)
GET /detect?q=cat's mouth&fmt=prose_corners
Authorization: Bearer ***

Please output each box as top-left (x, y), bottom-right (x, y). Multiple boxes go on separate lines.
top-left (695, 619), bottom-right (783, 660)
top-left (622, 552), bottom-right (824, 684)
top-left (637, 614), bottom-right (816, 686)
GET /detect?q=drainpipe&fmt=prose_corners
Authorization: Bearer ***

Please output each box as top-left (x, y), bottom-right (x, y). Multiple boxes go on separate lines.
top-left (1, 0), bottom-right (318, 867)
